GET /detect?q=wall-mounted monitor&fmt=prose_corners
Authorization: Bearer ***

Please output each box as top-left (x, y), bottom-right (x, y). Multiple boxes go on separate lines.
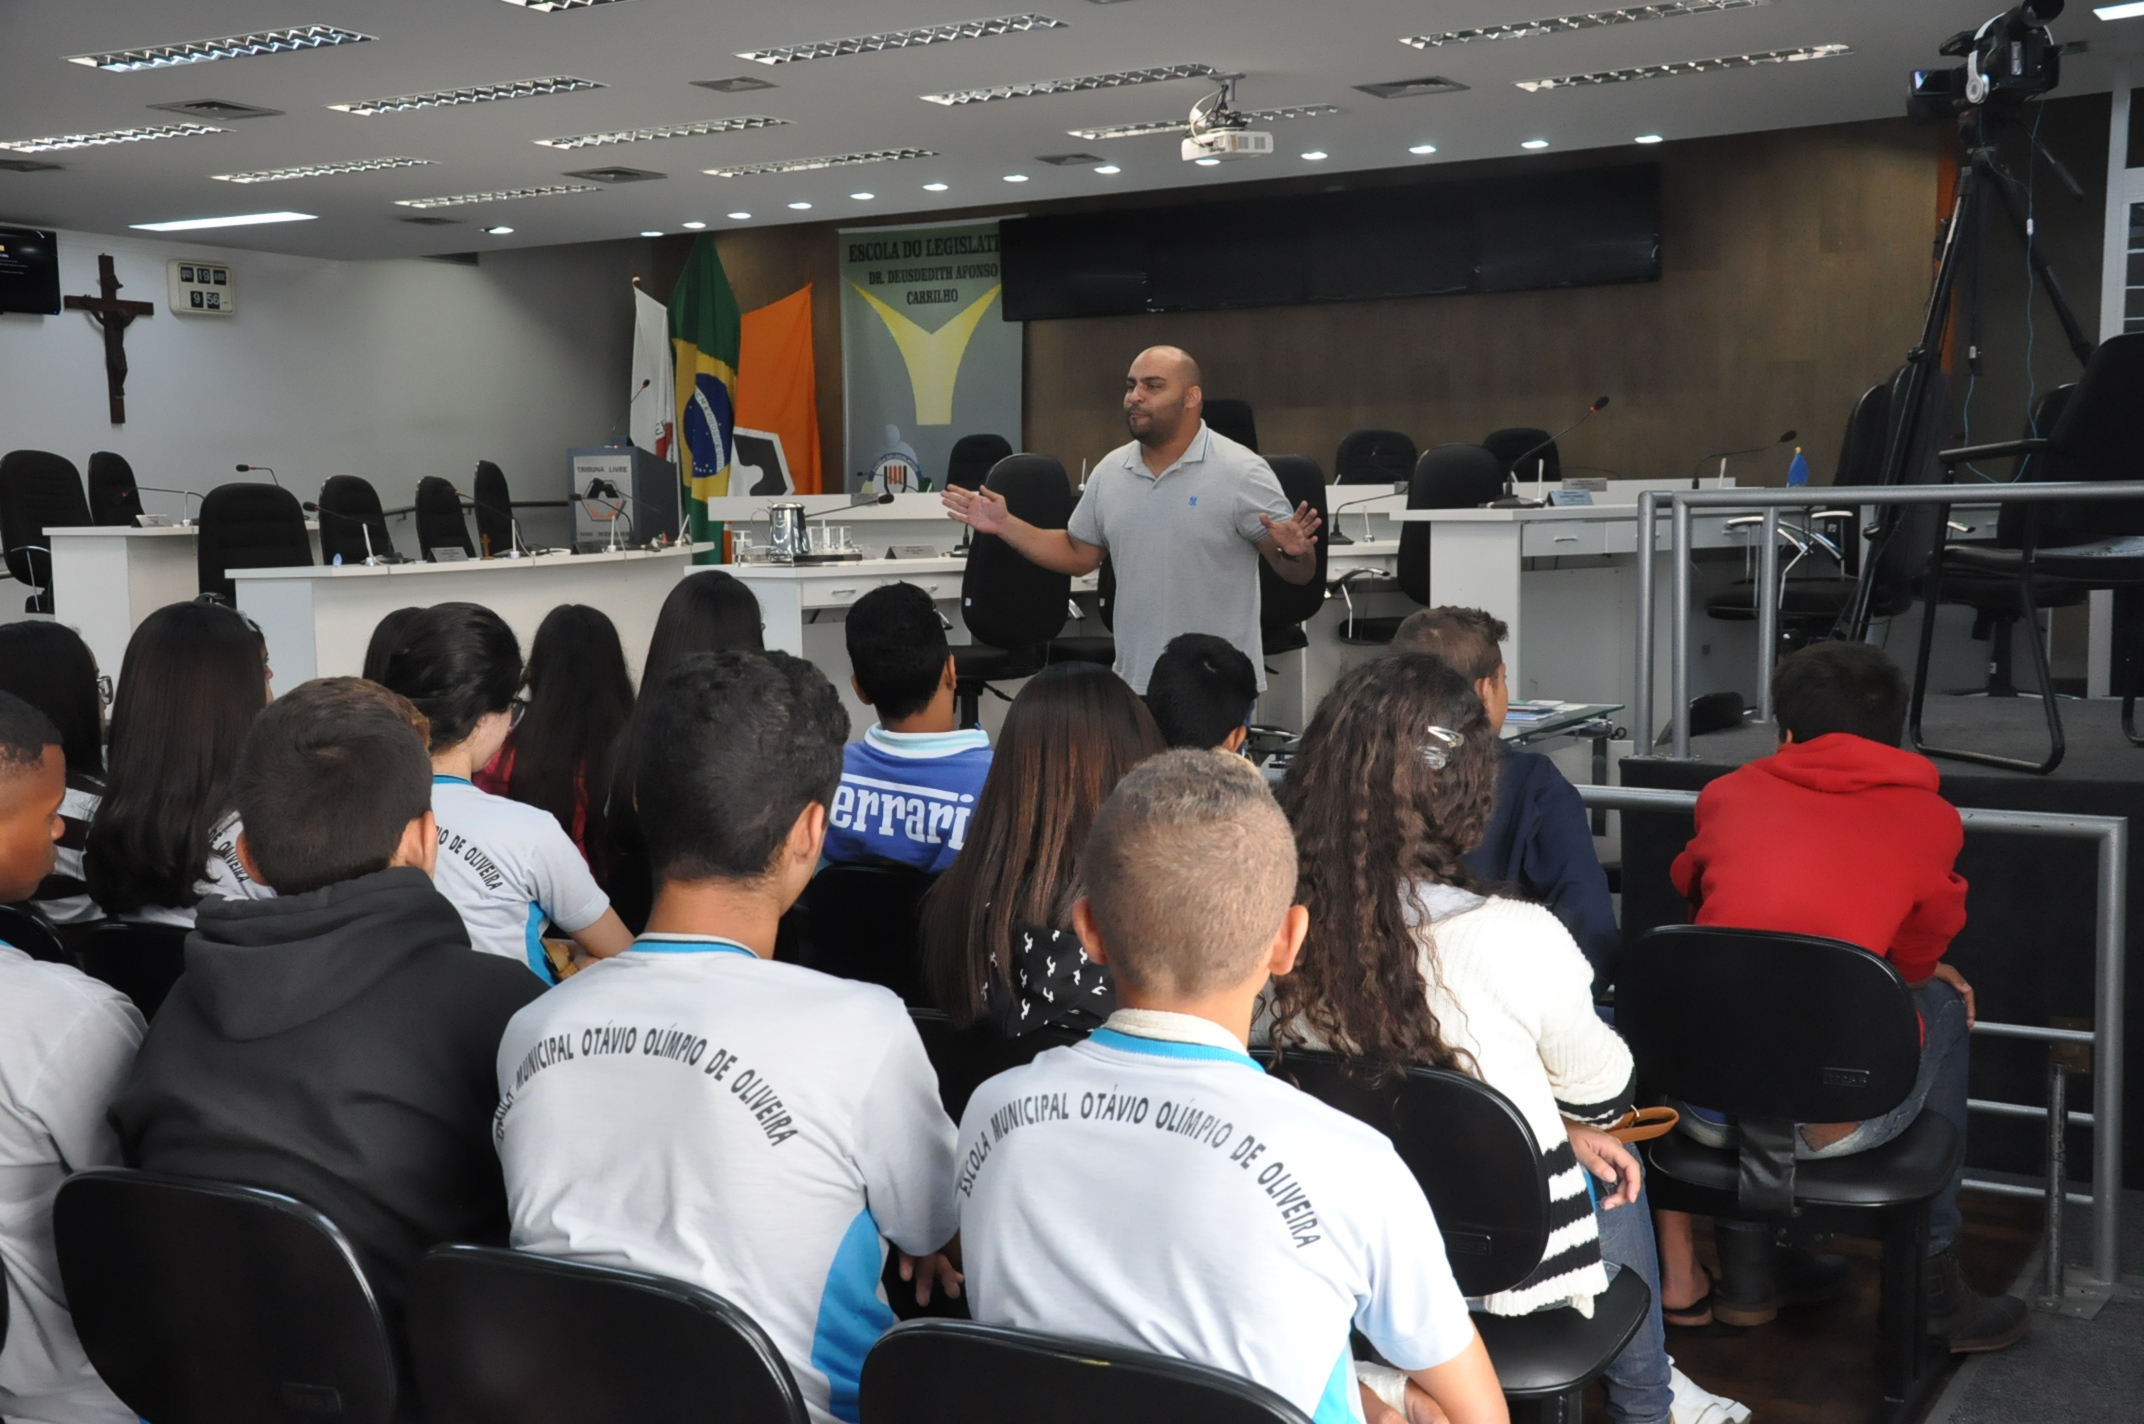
top-left (0, 227), bottom-right (61, 314)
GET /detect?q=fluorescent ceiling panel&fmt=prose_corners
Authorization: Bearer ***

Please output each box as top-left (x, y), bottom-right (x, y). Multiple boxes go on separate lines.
top-left (534, 116), bottom-right (787, 149)
top-left (502, 0), bottom-right (637, 9)
top-left (131, 211), bottom-right (317, 231)
top-left (214, 157), bottom-right (434, 183)
top-left (1068, 104), bottom-right (1341, 141)
top-left (923, 62), bottom-right (1220, 105)
top-left (1515, 43), bottom-right (1848, 90)
top-left (395, 183), bottom-right (602, 209)
top-left (0, 121), bottom-right (224, 153)
top-left (1403, 0), bottom-right (1776, 49)
top-left (2093, 2), bottom-right (2144, 17)
top-left (68, 25), bottom-right (372, 71)
top-left (739, 14), bottom-right (1066, 65)
top-left (704, 148), bottom-right (936, 177)
top-left (330, 77), bottom-right (603, 116)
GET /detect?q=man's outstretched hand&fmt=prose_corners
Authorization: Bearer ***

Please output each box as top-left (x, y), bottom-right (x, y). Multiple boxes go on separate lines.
top-left (1261, 501), bottom-right (1323, 560)
top-left (942, 485), bottom-right (1011, 536)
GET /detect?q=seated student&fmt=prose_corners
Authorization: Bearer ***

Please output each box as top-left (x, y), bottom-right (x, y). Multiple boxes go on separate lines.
top-left (918, 663), bottom-right (1163, 1037)
top-left (1143, 632), bottom-right (1258, 753)
top-left (361, 606), bottom-right (426, 684)
top-left (493, 650), bottom-right (958, 1424)
top-left (957, 750), bottom-right (1505, 1424)
top-left (377, 602), bottom-right (631, 977)
top-left (109, 679), bottom-right (545, 1341)
top-left (1392, 608), bottom-right (1619, 976)
top-left (823, 582), bottom-right (991, 874)
top-left (1663, 640), bottom-right (2023, 1352)
top-left (1274, 656), bottom-right (1748, 1424)
top-left (0, 692), bottom-right (142, 1424)
top-left (0, 622), bottom-right (108, 930)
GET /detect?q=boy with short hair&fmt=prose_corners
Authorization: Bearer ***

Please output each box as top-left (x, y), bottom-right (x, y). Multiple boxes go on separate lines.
top-left (1394, 607), bottom-right (1619, 974)
top-left (956, 750), bottom-right (1506, 1424)
top-left (493, 650), bottom-right (958, 1424)
top-left (1144, 632), bottom-right (1258, 752)
top-left (1667, 640), bottom-right (2024, 1351)
top-left (823, 582), bottom-right (992, 874)
top-left (111, 678), bottom-right (543, 1328)
top-left (0, 692), bottom-right (140, 1424)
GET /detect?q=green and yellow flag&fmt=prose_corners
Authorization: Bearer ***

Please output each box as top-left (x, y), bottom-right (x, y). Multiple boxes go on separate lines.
top-left (669, 234), bottom-right (741, 563)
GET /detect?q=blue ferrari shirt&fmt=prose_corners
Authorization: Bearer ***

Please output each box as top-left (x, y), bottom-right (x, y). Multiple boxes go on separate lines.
top-left (824, 726), bottom-right (992, 875)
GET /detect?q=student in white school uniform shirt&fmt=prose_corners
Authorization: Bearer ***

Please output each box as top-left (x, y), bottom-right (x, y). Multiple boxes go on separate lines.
top-left (0, 692), bottom-right (140, 1424)
top-left (376, 603), bottom-right (632, 977)
top-left (956, 750), bottom-right (1506, 1424)
top-left (494, 650), bottom-right (958, 1424)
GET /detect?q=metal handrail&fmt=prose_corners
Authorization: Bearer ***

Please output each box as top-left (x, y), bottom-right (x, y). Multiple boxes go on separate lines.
top-left (1579, 783), bottom-right (2127, 1291)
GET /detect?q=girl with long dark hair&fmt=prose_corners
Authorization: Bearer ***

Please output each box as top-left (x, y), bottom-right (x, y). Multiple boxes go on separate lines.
top-left (0, 621), bottom-right (106, 926)
top-left (919, 662), bottom-right (1164, 1033)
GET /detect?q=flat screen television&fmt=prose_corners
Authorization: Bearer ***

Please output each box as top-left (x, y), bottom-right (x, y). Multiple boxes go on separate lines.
top-left (0, 227), bottom-right (61, 315)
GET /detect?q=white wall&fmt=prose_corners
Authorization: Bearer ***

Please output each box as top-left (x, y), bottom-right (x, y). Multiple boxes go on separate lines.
top-left (0, 226), bottom-right (650, 543)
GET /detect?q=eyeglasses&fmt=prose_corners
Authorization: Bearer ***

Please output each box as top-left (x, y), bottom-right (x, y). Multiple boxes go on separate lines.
top-left (96, 674), bottom-right (113, 707)
top-left (509, 695), bottom-right (531, 728)
top-left (1418, 725), bottom-right (1463, 770)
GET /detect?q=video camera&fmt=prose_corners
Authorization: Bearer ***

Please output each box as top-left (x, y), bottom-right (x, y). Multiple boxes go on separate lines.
top-left (1909, 0), bottom-right (2063, 122)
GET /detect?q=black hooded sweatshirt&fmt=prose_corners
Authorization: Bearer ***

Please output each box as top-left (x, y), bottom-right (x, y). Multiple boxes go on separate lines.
top-left (109, 867), bottom-right (544, 1320)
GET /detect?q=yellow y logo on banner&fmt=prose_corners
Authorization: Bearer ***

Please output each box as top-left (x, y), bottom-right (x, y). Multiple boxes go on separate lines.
top-left (848, 283), bottom-right (1000, 425)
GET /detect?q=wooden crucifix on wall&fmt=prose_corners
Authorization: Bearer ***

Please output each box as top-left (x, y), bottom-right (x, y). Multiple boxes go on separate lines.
top-left (64, 254), bottom-right (154, 424)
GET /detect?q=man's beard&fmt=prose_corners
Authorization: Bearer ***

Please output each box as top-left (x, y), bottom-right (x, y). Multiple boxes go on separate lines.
top-left (1129, 405), bottom-right (1181, 447)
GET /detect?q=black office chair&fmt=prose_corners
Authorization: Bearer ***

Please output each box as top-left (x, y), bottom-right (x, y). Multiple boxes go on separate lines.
top-left (1334, 429), bottom-right (1417, 486)
top-left (1044, 554), bottom-right (1116, 667)
top-left (791, 863), bottom-right (936, 1005)
top-left (955, 455), bottom-right (1072, 727)
top-left (908, 1008), bottom-right (1086, 1123)
top-left (946, 434), bottom-right (1014, 492)
top-left (1912, 333), bottom-right (2144, 773)
top-left (87, 451), bottom-right (144, 527)
top-left (78, 922), bottom-right (189, 1019)
top-left (1268, 1051), bottom-right (1648, 1423)
top-left (416, 476), bottom-right (475, 560)
top-left (0, 902), bottom-right (74, 965)
top-left (1259, 455), bottom-right (1329, 656)
top-left (0, 449), bottom-right (91, 613)
top-left (472, 461), bottom-right (515, 558)
top-left (409, 1244), bottom-right (807, 1424)
top-left (1483, 426), bottom-right (1561, 488)
top-left (1203, 398), bottom-right (1259, 452)
top-left (316, 475), bottom-right (396, 566)
top-left (1336, 443), bottom-right (1506, 645)
top-left (196, 483), bottom-right (312, 604)
top-left (55, 1168), bottom-right (398, 1424)
top-left (861, 1319), bottom-right (1312, 1424)
top-left (1618, 926), bottom-right (1958, 1421)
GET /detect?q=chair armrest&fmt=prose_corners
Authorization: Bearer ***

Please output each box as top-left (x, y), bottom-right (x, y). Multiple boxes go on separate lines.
top-left (1937, 438), bottom-right (2048, 468)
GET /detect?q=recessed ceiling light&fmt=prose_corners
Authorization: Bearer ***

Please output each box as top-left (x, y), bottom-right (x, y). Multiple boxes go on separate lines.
top-left (850, 191), bottom-right (875, 200)
top-left (486, 225), bottom-right (514, 234)
top-left (69, 25), bottom-right (372, 72)
top-left (682, 220), bottom-right (707, 228)
top-left (535, 117), bottom-right (787, 149)
top-left (213, 156), bottom-right (433, 183)
top-left (1300, 150), bottom-right (1328, 161)
top-left (1067, 103), bottom-right (1340, 141)
top-left (788, 200), bottom-right (813, 209)
top-left (1194, 156), bottom-right (1220, 166)
top-left (330, 77), bottom-right (603, 116)
top-left (1405, 1), bottom-right (1775, 49)
top-left (1094, 164), bottom-right (1121, 174)
top-left (693, 75), bottom-right (778, 93)
top-left (0, 122), bottom-right (225, 154)
top-left (148, 99), bottom-right (284, 121)
top-left (1520, 138), bottom-right (1550, 149)
top-left (1408, 142), bottom-right (1438, 155)
top-left (924, 62), bottom-right (1221, 106)
top-left (640, 229), bottom-right (663, 236)
top-left (1635, 133), bottom-right (1665, 144)
top-left (1003, 173), bottom-right (1029, 182)
top-left (2096, 2), bottom-right (2144, 17)
top-left (706, 148), bottom-right (937, 177)
top-left (739, 14), bottom-right (1068, 65)
top-left (130, 210), bottom-right (316, 232)
top-left (394, 184), bottom-right (601, 209)
top-left (727, 210), bottom-right (752, 219)
top-left (1516, 43), bottom-right (1850, 91)
top-left (923, 181), bottom-right (949, 191)
top-left (502, 0), bottom-right (638, 10)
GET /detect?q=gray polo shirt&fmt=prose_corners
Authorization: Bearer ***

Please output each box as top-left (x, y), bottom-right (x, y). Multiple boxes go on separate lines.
top-left (1067, 423), bottom-right (1291, 692)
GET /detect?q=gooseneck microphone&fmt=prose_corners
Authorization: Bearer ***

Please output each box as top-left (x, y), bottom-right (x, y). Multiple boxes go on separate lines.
top-left (1493, 396), bottom-right (1612, 508)
top-left (1689, 430), bottom-right (1796, 490)
top-left (455, 487), bottom-right (530, 559)
top-left (134, 485), bottom-right (204, 523)
top-left (303, 501), bottom-right (383, 565)
top-left (234, 463), bottom-right (280, 488)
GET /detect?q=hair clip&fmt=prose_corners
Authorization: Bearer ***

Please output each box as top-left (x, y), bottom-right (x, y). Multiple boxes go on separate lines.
top-left (1419, 725), bottom-right (1463, 770)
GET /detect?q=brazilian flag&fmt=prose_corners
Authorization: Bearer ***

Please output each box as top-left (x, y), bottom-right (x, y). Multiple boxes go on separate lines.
top-left (669, 234), bottom-right (740, 564)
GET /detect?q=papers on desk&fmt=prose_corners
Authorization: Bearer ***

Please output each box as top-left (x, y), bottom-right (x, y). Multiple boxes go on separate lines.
top-left (1502, 700), bottom-right (1579, 725)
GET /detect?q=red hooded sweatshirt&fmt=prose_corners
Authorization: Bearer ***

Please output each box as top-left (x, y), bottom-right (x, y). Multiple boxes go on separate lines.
top-left (1669, 733), bottom-right (1967, 985)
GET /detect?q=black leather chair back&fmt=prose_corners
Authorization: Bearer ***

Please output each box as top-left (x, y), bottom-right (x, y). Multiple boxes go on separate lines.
top-left (1483, 426), bottom-right (1560, 484)
top-left (908, 1009), bottom-right (1085, 1122)
top-left (197, 483), bottom-right (312, 603)
top-left (1266, 1051), bottom-right (1550, 1298)
top-left (962, 455), bottom-right (1073, 652)
top-left (794, 863), bottom-right (936, 1004)
top-left (472, 461), bottom-right (515, 557)
top-left (79, 922), bottom-right (189, 1019)
top-left (1399, 444), bottom-right (1506, 604)
top-left (87, 452), bottom-right (144, 526)
top-left (1985, 383), bottom-right (2076, 551)
top-left (1203, 399), bottom-right (1258, 452)
top-left (1616, 925), bottom-right (1922, 1124)
top-left (1258, 455), bottom-right (1328, 633)
top-left (1857, 364), bottom-right (1949, 620)
top-left (2030, 333), bottom-right (2144, 546)
top-left (861, 1319), bottom-right (1313, 1424)
top-left (946, 434), bottom-right (1014, 492)
top-left (416, 476), bottom-right (474, 560)
top-left (316, 476), bottom-right (395, 566)
top-left (1334, 429), bottom-right (1417, 485)
top-left (409, 1244), bottom-right (808, 1424)
top-left (1, 450), bottom-right (90, 607)
top-left (54, 1168), bottom-right (397, 1424)
top-left (1831, 378), bottom-right (1893, 487)
top-left (0, 902), bottom-right (72, 965)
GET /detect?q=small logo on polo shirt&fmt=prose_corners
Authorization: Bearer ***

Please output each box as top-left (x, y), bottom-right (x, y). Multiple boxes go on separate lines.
top-left (1188, 495), bottom-right (1199, 506)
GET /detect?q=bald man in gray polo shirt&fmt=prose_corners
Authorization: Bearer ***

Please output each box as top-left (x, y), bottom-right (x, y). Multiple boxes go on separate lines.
top-left (941, 346), bottom-right (1321, 693)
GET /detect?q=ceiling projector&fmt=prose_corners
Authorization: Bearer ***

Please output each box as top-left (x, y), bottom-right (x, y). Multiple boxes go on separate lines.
top-left (1180, 76), bottom-right (1271, 163)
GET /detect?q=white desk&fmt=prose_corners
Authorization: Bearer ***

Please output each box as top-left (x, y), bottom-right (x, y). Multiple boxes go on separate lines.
top-left (232, 545), bottom-right (710, 697)
top-left (701, 493), bottom-right (962, 559)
